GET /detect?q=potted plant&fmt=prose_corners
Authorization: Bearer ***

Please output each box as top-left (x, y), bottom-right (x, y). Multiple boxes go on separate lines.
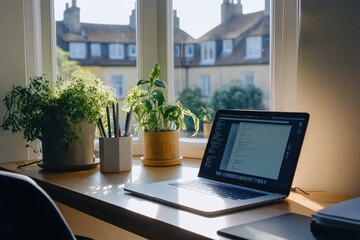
top-left (1, 75), bottom-right (115, 170)
top-left (123, 63), bottom-right (199, 166)
top-left (200, 106), bottom-right (215, 139)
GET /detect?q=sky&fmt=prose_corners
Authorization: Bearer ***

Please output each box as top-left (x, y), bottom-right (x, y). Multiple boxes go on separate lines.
top-left (54, 0), bottom-right (265, 39)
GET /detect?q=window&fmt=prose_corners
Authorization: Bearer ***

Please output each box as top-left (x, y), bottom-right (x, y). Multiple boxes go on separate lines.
top-left (128, 44), bottom-right (136, 58)
top-left (241, 72), bottom-right (255, 85)
top-left (174, 44), bottom-right (181, 58)
top-left (184, 44), bottom-right (194, 58)
top-left (90, 43), bottom-right (101, 57)
top-left (110, 74), bottom-right (125, 99)
top-left (198, 75), bottom-right (211, 97)
top-left (173, 0), bottom-right (272, 142)
top-left (50, 0), bottom-right (299, 158)
top-left (109, 43), bottom-right (125, 60)
top-left (222, 39), bottom-right (233, 55)
top-left (200, 41), bottom-right (216, 65)
top-left (69, 42), bottom-right (86, 59)
top-left (245, 36), bottom-right (262, 59)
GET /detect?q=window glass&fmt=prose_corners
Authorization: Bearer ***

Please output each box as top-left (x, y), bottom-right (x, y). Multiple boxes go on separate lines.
top-left (90, 43), bottom-right (102, 57)
top-left (111, 74), bottom-right (125, 99)
top-left (198, 75), bottom-right (211, 97)
top-left (69, 42), bottom-right (86, 59)
top-left (55, 0), bottom-right (137, 135)
top-left (109, 43), bottom-right (125, 60)
top-left (128, 44), bottom-right (136, 58)
top-left (222, 39), bottom-right (233, 54)
top-left (241, 72), bottom-right (255, 85)
top-left (173, 0), bottom-right (270, 138)
top-left (245, 36), bottom-right (262, 59)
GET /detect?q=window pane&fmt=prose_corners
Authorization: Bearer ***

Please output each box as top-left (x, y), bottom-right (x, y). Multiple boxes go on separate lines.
top-left (55, 0), bottom-right (137, 135)
top-left (173, 0), bottom-right (270, 138)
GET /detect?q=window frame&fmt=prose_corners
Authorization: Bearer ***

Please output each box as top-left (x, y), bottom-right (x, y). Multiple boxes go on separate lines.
top-left (245, 36), bottom-right (262, 59)
top-left (110, 74), bottom-right (126, 99)
top-left (222, 39), bottom-right (233, 54)
top-left (69, 42), bottom-right (87, 59)
top-left (109, 43), bottom-right (125, 60)
top-left (37, 0), bottom-right (300, 158)
top-left (90, 43), bottom-right (102, 58)
top-left (198, 75), bottom-right (211, 97)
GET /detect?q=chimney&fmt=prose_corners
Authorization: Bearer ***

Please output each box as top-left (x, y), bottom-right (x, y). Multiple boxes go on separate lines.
top-left (173, 10), bottom-right (180, 29)
top-left (264, 0), bottom-right (270, 16)
top-left (129, 8), bottom-right (136, 29)
top-left (66, 3), bottom-right (69, 9)
top-left (63, 0), bottom-right (81, 34)
top-left (221, 0), bottom-right (242, 23)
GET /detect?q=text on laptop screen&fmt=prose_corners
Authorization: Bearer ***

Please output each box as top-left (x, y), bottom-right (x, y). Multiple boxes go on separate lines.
top-left (199, 110), bottom-right (309, 194)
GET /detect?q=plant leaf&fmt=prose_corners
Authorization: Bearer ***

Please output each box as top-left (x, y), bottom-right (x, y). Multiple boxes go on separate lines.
top-left (154, 80), bottom-right (166, 88)
top-left (137, 80), bottom-right (150, 86)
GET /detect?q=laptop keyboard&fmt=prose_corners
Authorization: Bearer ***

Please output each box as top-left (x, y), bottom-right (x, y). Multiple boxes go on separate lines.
top-left (170, 180), bottom-right (267, 200)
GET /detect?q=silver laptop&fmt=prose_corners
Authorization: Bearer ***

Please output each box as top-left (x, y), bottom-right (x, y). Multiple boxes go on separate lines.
top-left (124, 110), bottom-right (309, 216)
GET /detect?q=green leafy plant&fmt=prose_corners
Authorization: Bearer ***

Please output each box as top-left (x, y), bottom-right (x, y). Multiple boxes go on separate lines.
top-left (199, 106), bottom-right (215, 123)
top-left (1, 75), bottom-right (115, 151)
top-left (123, 63), bottom-right (199, 136)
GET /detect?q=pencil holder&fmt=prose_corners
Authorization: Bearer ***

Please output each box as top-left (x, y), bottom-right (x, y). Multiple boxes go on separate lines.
top-left (99, 136), bottom-right (132, 173)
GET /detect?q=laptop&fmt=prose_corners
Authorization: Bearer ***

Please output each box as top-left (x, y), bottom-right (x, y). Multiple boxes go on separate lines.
top-left (124, 110), bottom-right (309, 216)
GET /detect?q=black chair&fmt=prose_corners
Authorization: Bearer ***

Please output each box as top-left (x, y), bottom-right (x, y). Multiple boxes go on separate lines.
top-left (0, 170), bottom-right (93, 240)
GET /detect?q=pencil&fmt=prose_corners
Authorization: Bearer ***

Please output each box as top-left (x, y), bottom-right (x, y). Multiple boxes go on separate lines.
top-left (98, 118), bottom-right (106, 138)
top-left (106, 104), bottom-right (111, 137)
top-left (112, 102), bottom-right (117, 137)
top-left (124, 108), bottom-right (133, 136)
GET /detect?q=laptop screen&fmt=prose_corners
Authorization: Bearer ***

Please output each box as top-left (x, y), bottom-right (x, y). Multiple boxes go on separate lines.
top-left (199, 110), bottom-right (309, 195)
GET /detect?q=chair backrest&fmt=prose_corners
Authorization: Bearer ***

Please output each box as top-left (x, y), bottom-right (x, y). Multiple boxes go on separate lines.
top-left (0, 170), bottom-right (76, 240)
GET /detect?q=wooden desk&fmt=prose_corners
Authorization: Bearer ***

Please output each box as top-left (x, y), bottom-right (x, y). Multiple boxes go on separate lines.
top-left (0, 159), bottom-right (353, 239)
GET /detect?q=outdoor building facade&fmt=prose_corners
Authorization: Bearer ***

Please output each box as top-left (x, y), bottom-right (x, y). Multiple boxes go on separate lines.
top-left (56, 0), bottom-right (270, 108)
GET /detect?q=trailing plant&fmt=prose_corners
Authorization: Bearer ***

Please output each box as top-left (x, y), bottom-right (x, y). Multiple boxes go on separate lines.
top-left (1, 75), bottom-right (115, 151)
top-left (123, 63), bottom-right (199, 136)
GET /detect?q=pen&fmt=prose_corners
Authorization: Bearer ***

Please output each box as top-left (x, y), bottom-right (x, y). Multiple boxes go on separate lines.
top-left (112, 102), bottom-right (117, 138)
top-left (106, 104), bottom-right (111, 137)
top-left (98, 118), bottom-right (106, 138)
top-left (124, 108), bottom-right (132, 136)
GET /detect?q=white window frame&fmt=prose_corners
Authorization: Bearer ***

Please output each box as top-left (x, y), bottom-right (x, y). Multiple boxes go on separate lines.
top-left (245, 36), bottom-right (262, 59)
top-left (200, 41), bottom-right (216, 65)
top-left (109, 43), bottom-right (125, 60)
top-left (33, 0), bottom-right (299, 159)
top-left (69, 42), bottom-right (86, 59)
top-left (198, 75), bottom-right (211, 97)
top-left (90, 43), bottom-right (101, 57)
top-left (110, 74), bottom-right (125, 99)
top-left (222, 39), bottom-right (233, 54)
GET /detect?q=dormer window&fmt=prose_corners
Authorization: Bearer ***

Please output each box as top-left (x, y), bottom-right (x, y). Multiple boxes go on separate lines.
top-left (222, 39), bottom-right (233, 55)
top-left (200, 41), bottom-right (216, 65)
top-left (90, 43), bottom-right (101, 57)
top-left (109, 43), bottom-right (125, 60)
top-left (184, 44), bottom-right (194, 58)
top-left (69, 42), bottom-right (86, 59)
top-left (128, 44), bottom-right (136, 58)
top-left (245, 36), bottom-right (262, 59)
top-left (174, 44), bottom-right (181, 58)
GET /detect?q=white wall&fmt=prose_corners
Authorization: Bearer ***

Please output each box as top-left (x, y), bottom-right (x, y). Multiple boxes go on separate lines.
top-left (0, 0), bottom-right (29, 162)
top-left (293, 0), bottom-right (360, 196)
